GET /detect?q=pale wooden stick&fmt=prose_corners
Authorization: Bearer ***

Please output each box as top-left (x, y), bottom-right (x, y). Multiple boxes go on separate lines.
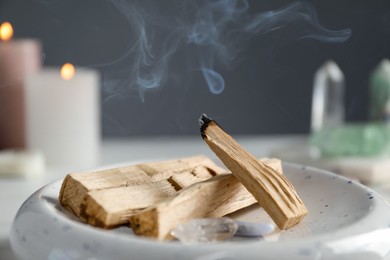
top-left (167, 167), bottom-right (215, 189)
top-left (259, 157), bottom-right (283, 174)
top-left (82, 180), bottom-right (177, 228)
top-left (81, 158), bottom-right (281, 229)
top-left (82, 166), bottom-right (216, 228)
top-left (199, 114), bottom-right (307, 229)
top-left (59, 155), bottom-right (226, 217)
top-left (130, 174), bottom-right (256, 240)
top-left (129, 158), bottom-right (283, 240)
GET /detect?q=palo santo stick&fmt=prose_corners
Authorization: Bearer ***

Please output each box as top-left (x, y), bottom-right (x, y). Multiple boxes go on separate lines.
top-left (82, 158), bottom-right (281, 229)
top-left (199, 114), bottom-right (307, 229)
top-left (59, 155), bottom-right (226, 217)
top-left (130, 174), bottom-right (256, 240)
top-left (82, 180), bottom-right (177, 228)
top-left (167, 168), bottom-right (214, 190)
top-left (82, 167), bottom-right (216, 228)
top-left (129, 158), bottom-right (282, 240)
top-left (260, 157), bottom-right (283, 174)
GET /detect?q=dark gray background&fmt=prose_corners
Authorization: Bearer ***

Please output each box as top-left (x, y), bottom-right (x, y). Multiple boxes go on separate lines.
top-left (1, 0), bottom-right (390, 136)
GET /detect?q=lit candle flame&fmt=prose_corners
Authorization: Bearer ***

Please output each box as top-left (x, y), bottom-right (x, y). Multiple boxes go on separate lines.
top-left (60, 63), bottom-right (75, 80)
top-left (0, 22), bottom-right (14, 42)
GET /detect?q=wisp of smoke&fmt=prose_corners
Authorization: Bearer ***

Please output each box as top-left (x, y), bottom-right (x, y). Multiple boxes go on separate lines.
top-left (103, 0), bottom-right (351, 101)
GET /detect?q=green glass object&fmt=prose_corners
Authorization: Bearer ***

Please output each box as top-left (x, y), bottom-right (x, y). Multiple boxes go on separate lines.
top-left (370, 59), bottom-right (390, 121)
top-left (310, 123), bottom-right (390, 158)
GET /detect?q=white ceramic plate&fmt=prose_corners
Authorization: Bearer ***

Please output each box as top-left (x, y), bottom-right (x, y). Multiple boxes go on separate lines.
top-left (10, 163), bottom-right (390, 260)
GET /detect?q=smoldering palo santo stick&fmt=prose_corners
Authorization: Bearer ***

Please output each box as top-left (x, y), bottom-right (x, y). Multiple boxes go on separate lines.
top-left (199, 114), bottom-right (308, 229)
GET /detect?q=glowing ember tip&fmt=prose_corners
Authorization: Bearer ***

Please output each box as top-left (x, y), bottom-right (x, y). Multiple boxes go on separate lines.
top-left (60, 63), bottom-right (75, 80)
top-left (0, 22), bottom-right (13, 42)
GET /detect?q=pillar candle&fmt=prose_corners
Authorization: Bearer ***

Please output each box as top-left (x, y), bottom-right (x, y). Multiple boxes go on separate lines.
top-left (0, 22), bottom-right (42, 149)
top-left (25, 65), bottom-right (100, 169)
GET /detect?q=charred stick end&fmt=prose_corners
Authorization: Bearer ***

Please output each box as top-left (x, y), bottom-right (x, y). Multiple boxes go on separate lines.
top-left (199, 114), bottom-right (213, 139)
top-left (198, 113), bottom-right (308, 229)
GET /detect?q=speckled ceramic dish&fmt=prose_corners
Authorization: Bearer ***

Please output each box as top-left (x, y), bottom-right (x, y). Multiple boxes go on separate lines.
top-left (9, 163), bottom-right (390, 260)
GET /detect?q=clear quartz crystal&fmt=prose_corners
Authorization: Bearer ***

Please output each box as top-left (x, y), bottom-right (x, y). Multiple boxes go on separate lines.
top-left (310, 60), bottom-right (390, 158)
top-left (311, 60), bottom-right (345, 132)
top-left (171, 218), bottom-right (238, 243)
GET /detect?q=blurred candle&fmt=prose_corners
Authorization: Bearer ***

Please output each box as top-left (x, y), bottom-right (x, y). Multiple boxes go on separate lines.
top-left (25, 64), bottom-right (100, 169)
top-left (0, 21), bottom-right (42, 149)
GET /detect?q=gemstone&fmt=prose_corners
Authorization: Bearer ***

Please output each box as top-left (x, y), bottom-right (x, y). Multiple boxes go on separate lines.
top-left (310, 123), bottom-right (390, 157)
top-left (171, 218), bottom-right (276, 243)
top-left (369, 59), bottom-right (390, 121)
top-left (171, 218), bottom-right (238, 243)
top-left (311, 60), bottom-right (345, 132)
top-left (310, 60), bottom-right (390, 158)
top-left (235, 220), bottom-right (275, 237)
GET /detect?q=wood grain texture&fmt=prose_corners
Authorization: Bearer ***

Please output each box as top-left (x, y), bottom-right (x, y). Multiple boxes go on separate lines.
top-left (200, 117), bottom-right (307, 229)
top-left (130, 173), bottom-right (256, 240)
top-left (129, 158), bottom-right (283, 240)
top-left (59, 155), bottom-right (226, 217)
top-left (81, 166), bottom-right (217, 228)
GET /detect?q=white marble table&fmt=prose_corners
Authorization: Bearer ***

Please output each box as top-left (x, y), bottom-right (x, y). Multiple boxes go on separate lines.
top-left (2, 135), bottom-right (390, 259)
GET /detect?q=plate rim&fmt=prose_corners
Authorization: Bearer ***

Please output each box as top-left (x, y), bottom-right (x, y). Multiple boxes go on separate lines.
top-left (10, 162), bottom-right (390, 259)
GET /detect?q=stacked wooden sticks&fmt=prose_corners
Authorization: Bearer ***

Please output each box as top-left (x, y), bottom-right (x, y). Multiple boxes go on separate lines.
top-left (59, 114), bottom-right (307, 240)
